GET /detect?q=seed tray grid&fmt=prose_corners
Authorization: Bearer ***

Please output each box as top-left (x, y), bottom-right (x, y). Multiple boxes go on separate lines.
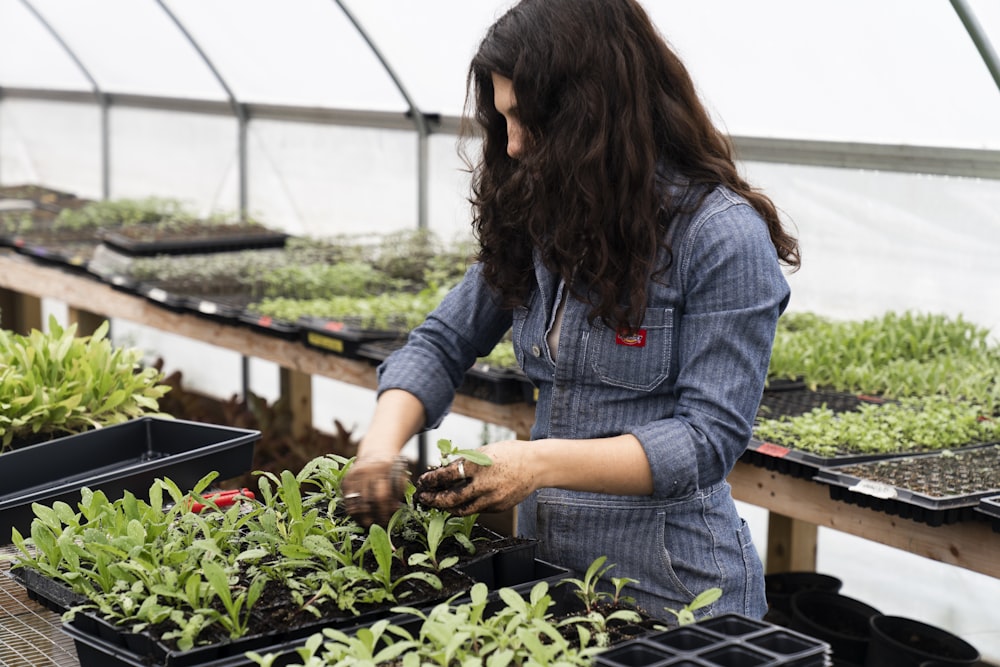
top-left (0, 544), bottom-right (79, 667)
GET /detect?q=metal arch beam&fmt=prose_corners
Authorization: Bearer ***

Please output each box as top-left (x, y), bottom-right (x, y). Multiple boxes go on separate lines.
top-left (950, 0), bottom-right (1000, 97)
top-left (334, 0), bottom-right (431, 231)
top-left (153, 0), bottom-right (248, 219)
top-left (6, 87), bottom-right (1000, 180)
top-left (16, 0), bottom-right (110, 200)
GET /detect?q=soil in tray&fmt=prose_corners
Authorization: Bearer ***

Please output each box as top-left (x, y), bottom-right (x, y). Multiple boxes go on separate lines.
top-left (831, 444), bottom-right (1000, 497)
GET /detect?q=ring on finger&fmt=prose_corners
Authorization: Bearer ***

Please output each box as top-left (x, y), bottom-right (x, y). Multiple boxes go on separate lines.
top-left (343, 492), bottom-right (362, 500)
top-left (457, 459), bottom-right (466, 479)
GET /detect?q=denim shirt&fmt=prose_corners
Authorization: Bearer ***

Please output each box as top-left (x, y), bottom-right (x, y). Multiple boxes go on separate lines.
top-left (377, 185), bottom-right (790, 617)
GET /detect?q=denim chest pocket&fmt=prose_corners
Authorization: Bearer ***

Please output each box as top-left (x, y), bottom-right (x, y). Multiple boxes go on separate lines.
top-left (590, 307), bottom-right (673, 391)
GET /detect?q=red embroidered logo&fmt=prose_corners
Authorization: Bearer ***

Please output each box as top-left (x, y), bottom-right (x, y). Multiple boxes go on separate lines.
top-left (615, 329), bottom-right (647, 347)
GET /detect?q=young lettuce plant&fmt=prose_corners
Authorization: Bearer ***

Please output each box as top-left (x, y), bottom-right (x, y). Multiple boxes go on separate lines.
top-left (557, 555), bottom-right (637, 613)
top-left (248, 581), bottom-right (604, 667)
top-left (663, 586), bottom-right (723, 626)
top-left (357, 523), bottom-right (443, 604)
top-left (435, 437), bottom-right (493, 468)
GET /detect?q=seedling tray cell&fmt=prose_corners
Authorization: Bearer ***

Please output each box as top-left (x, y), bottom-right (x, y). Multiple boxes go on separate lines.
top-left (597, 615), bottom-right (830, 667)
top-left (814, 443), bottom-right (1000, 526)
top-left (597, 640), bottom-right (677, 667)
top-left (301, 316), bottom-right (405, 360)
top-left (0, 417), bottom-right (259, 540)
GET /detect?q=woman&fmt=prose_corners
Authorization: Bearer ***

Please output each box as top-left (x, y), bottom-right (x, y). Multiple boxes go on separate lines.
top-left (342, 0), bottom-right (799, 619)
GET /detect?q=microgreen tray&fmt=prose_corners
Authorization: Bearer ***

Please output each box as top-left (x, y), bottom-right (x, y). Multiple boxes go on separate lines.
top-left (0, 417), bottom-right (259, 540)
top-left (813, 444), bottom-right (1000, 526)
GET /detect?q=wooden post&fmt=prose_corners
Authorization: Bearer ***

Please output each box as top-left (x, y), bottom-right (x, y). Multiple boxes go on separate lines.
top-left (67, 306), bottom-right (107, 337)
top-left (279, 367), bottom-right (314, 441)
top-left (0, 287), bottom-right (42, 334)
top-left (765, 514), bottom-right (818, 573)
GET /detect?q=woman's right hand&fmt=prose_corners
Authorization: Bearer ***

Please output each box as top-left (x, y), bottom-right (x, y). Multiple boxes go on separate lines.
top-left (341, 455), bottom-right (411, 527)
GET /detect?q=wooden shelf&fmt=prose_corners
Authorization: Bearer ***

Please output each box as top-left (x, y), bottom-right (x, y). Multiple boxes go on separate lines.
top-left (1, 249), bottom-right (998, 582)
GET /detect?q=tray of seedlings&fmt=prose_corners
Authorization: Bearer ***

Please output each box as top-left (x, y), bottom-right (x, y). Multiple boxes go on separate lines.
top-left (97, 212), bottom-right (288, 257)
top-left (750, 310), bottom-right (1000, 479)
top-left (9, 197), bottom-right (183, 272)
top-left (813, 443), bottom-right (1000, 526)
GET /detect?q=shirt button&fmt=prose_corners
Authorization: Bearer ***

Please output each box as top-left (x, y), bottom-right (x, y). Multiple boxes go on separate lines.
top-left (531, 344), bottom-right (542, 357)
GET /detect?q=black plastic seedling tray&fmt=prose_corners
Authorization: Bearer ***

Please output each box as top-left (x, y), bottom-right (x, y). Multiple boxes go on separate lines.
top-left (238, 309), bottom-right (302, 340)
top-left (359, 339), bottom-right (535, 405)
top-left (98, 228), bottom-right (289, 256)
top-left (595, 614), bottom-right (830, 667)
top-left (0, 417), bottom-right (259, 540)
top-left (976, 494), bottom-right (1000, 532)
top-left (747, 388), bottom-right (931, 479)
top-left (60, 558), bottom-right (570, 667)
top-left (813, 444), bottom-right (1000, 526)
top-left (301, 316), bottom-right (405, 360)
top-left (460, 363), bottom-right (534, 405)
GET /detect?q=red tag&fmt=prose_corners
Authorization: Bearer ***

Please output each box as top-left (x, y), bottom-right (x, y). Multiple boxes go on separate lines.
top-left (756, 442), bottom-right (790, 458)
top-left (615, 329), bottom-right (647, 347)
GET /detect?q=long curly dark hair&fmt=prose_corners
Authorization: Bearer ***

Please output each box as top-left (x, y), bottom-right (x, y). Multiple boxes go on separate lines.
top-left (461, 0), bottom-right (799, 332)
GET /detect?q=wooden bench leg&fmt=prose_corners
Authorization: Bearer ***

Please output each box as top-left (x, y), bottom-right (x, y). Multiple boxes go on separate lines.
top-left (0, 288), bottom-right (42, 334)
top-left (766, 513), bottom-right (818, 573)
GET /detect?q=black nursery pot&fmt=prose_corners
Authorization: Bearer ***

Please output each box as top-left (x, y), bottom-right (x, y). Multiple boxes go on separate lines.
top-left (865, 615), bottom-right (980, 667)
top-left (788, 590), bottom-right (881, 664)
top-left (764, 571), bottom-right (843, 620)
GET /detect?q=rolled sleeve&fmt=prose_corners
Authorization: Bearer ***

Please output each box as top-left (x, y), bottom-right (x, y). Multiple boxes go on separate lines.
top-left (632, 194), bottom-right (790, 498)
top-left (375, 264), bottom-right (514, 430)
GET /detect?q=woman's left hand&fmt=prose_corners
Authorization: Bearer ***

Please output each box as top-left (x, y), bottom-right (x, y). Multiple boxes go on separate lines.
top-left (414, 440), bottom-right (537, 515)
